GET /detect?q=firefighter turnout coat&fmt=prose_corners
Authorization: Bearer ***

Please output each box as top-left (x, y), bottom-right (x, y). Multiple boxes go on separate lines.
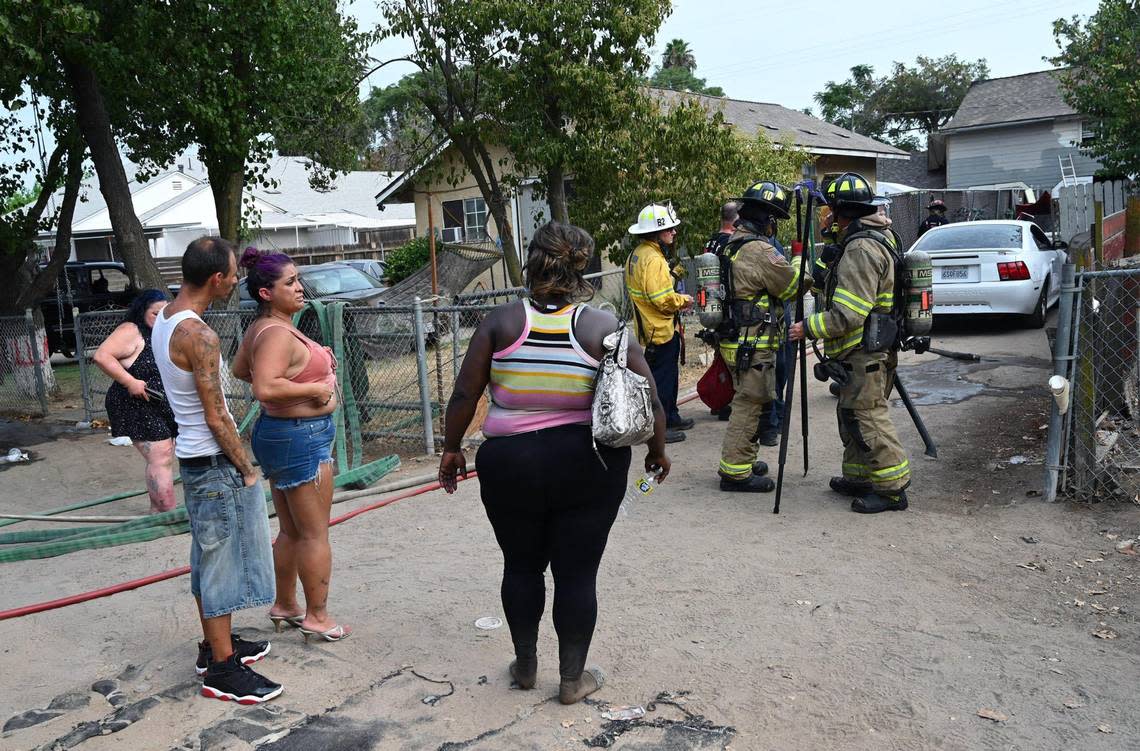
top-left (802, 213), bottom-right (910, 495)
top-left (625, 239), bottom-right (690, 346)
top-left (717, 231), bottom-right (810, 481)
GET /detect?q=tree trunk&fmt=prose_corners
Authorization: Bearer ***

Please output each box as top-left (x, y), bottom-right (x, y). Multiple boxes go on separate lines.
top-left (546, 166), bottom-right (569, 224)
top-left (64, 59), bottom-right (165, 292)
top-left (205, 160), bottom-right (244, 243)
top-left (450, 138), bottom-right (523, 286)
top-left (14, 142), bottom-right (86, 314)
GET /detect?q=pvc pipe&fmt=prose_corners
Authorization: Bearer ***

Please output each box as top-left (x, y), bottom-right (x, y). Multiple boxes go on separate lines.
top-left (1043, 263), bottom-right (1077, 503)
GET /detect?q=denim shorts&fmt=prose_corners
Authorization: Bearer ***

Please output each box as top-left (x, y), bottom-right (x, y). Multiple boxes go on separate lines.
top-left (181, 458), bottom-right (275, 618)
top-left (250, 413), bottom-right (336, 490)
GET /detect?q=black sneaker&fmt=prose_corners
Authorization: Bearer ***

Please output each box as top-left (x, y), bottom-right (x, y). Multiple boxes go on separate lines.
top-left (851, 491), bottom-right (909, 514)
top-left (667, 417), bottom-right (695, 431)
top-left (195, 634), bottom-right (271, 675)
top-left (201, 655), bottom-right (282, 704)
top-left (665, 429), bottom-right (686, 443)
top-left (829, 476), bottom-right (873, 497)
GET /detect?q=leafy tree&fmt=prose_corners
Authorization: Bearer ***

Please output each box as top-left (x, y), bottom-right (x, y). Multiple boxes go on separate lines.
top-left (379, 0), bottom-right (671, 286)
top-left (361, 73), bottom-right (444, 172)
top-left (813, 64), bottom-right (888, 139)
top-left (118, 1), bottom-right (372, 242)
top-left (661, 39), bottom-right (696, 72)
top-left (649, 37), bottom-right (724, 96)
top-left (876, 55), bottom-right (989, 142)
top-left (2, 183), bottom-right (41, 214)
top-left (813, 56), bottom-right (987, 149)
top-left (1, 1), bottom-right (165, 294)
top-left (571, 96), bottom-right (806, 262)
top-left (650, 66), bottom-right (725, 97)
top-left (1050, 0), bottom-right (1140, 178)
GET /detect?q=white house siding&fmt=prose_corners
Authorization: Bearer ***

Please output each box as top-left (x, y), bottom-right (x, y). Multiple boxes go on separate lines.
top-left (945, 118), bottom-right (1102, 190)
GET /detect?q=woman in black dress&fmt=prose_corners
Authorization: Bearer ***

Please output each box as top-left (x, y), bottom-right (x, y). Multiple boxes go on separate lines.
top-left (94, 289), bottom-right (179, 513)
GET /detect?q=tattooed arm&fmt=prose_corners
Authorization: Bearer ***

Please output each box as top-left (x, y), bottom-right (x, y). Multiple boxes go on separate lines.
top-left (174, 319), bottom-right (260, 485)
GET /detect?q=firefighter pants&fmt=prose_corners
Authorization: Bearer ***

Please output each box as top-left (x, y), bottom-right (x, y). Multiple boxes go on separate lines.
top-left (836, 351), bottom-right (910, 495)
top-left (718, 361), bottom-right (776, 479)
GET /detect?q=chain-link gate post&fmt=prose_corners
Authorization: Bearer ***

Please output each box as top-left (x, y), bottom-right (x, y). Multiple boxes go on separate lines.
top-left (23, 309), bottom-right (49, 416)
top-left (74, 312), bottom-right (94, 422)
top-left (451, 306), bottom-right (460, 381)
top-left (413, 297), bottom-right (435, 455)
top-left (1043, 263), bottom-right (1076, 502)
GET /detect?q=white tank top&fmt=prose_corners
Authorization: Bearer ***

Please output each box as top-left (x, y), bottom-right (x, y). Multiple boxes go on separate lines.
top-left (151, 308), bottom-right (229, 459)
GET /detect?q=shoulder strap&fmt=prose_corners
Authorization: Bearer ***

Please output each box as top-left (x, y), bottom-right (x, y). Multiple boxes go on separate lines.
top-left (252, 322), bottom-right (305, 345)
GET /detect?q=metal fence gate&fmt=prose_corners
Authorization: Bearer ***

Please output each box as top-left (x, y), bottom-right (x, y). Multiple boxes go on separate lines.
top-left (1045, 266), bottom-right (1140, 502)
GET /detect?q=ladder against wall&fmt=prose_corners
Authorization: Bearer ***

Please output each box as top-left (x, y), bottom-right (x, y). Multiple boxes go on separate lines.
top-left (1059, 153), bottom-right (1078, 187)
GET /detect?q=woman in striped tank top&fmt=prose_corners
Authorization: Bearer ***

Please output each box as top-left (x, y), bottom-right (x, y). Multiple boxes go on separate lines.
top-left (439, 222), bottom-right (671, 705)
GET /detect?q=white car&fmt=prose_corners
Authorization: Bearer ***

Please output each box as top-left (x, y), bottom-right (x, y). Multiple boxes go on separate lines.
top-left (909, 220), bottom-right (1067, 328)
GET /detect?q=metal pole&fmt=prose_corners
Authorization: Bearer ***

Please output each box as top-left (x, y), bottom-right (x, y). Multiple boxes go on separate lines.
top-left (24, 310), bottom-right (48, 416)
top-left (413, 297), bottom-right (435, 455)
top-left (1043, 263), bottom-right (1076, 502)
top-left (427, 192), bottom-right (439, 296)
top-left (74, 312), bottom-right (93, 422)
top-left (451, 305), bottom-right (460, 381)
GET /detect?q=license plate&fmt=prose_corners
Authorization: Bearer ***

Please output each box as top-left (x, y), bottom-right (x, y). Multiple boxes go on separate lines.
top-left (941, 266), bottom-right (969, 280)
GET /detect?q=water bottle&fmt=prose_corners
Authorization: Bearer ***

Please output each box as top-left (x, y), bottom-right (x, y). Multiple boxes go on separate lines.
top-left (619, 468), bottom-right (662, 518)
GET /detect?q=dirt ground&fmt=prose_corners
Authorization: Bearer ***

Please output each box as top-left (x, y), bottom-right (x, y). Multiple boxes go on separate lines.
top-left (1, 313), bottom-right (1138, 751)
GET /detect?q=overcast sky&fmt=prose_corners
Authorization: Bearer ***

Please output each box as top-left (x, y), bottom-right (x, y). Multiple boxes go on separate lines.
top-left (355, 0), bottom-right (1099, 111)
top-left (3, 0), bottom-right (1101, 182)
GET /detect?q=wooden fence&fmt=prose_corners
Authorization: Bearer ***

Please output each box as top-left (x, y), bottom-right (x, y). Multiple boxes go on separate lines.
top-left (1056, 179), bottom-right (1133, 244)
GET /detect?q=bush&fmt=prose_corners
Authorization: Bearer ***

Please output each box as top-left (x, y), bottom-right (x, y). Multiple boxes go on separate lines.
top-left (384, 236), bottom-right (432, 284)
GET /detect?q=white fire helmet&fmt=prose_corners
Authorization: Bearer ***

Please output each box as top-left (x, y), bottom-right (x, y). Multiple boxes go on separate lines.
top-left (628, 202), bottom-right (681, 235)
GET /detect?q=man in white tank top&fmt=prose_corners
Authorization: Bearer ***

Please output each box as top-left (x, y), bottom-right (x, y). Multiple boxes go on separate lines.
top-left (152, 237), bottom-right (281, 703)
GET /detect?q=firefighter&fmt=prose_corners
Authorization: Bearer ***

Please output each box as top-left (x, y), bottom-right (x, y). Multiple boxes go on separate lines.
top-left (917, 198), bottom-right (948, 237)
top-left (625, 202), bottom-right (694, 443)
top-left (716, 182), bottom-right (811, 493)
top-left (788, 172), bottom-right (911, 513)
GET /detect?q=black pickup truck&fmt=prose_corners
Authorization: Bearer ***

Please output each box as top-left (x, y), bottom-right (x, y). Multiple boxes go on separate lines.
top-left (39, 261), bottom-right (138, 357)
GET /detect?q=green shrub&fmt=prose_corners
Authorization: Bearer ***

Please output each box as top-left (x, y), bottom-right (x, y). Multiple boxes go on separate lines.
top-left (385, 236), bottom-right (432, 284)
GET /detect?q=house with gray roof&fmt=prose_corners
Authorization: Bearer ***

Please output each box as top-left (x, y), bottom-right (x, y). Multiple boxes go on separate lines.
top-left (940, 69), bottom-right (1101, 191)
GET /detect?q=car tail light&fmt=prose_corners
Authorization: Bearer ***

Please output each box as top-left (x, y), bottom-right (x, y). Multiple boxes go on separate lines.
top-left (997, 261), bottom-right (1031, 281)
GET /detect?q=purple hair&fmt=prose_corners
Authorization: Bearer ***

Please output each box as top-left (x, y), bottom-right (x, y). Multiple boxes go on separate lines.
top-left (240, 246), bottom-right (294, 313)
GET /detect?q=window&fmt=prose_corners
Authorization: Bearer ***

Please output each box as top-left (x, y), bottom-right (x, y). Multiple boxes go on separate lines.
top-left (441, 197), bottom-right (489, 241)
top-left (1080, 122), bottom-right (1096, 146)
top-left (911, 225), bottom-right (1023, 252)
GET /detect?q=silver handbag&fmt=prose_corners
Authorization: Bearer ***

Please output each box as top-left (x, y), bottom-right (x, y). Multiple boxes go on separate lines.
top-left (591, 323), bottom-right (655, 455)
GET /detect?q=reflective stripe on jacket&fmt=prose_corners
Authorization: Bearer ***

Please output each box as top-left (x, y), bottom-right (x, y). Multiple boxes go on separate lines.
top-left (804, 214), bottom-right (895, 359)
top-left (718, 232), bottom-right (808, 368)
top-left (625, 240), bottom-right (688, 345)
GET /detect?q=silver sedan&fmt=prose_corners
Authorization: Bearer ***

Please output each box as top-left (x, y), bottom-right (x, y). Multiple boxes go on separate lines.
top-left (908, 220), bottom-right (1067, 328)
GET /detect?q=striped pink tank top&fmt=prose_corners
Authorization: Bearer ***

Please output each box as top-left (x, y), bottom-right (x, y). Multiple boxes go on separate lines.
top-left (481, 302), bottom-right (600, 437)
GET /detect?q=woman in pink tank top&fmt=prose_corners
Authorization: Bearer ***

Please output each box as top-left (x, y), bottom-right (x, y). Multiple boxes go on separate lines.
top-left (232, 248), bottom-right (350, 643)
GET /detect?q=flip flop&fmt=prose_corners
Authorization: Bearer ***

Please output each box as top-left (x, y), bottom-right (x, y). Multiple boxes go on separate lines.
top-left (298, 624), bottom-right (352, 643)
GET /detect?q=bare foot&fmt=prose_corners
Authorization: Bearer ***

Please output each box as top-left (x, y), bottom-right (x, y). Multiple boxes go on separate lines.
top-left (509, 657), bottom-right (537, 690)
top-left (559, 666), bottom-right (605, 705)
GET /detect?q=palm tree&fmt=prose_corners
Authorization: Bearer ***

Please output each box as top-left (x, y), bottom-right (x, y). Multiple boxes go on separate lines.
top-left (661, 39), bottom-right (696, 72)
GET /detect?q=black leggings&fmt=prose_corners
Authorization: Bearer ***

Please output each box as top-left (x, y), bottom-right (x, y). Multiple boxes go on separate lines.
top-left (476, 424), bottom-right (631, 680)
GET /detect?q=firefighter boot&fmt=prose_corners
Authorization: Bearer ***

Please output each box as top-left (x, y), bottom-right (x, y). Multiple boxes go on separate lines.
top-left (851, 490), bottom-right (909, 514)
top-left (752, 460), bottom-right (769, 476)
top-left (719, 473), bottom-right (775, 493)
top-left (829, 476), bottom-right (872, 497)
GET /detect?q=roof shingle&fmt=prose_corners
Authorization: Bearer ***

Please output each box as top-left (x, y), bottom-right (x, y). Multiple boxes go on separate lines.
top-left (941, 69), bottom-right (1078, 132)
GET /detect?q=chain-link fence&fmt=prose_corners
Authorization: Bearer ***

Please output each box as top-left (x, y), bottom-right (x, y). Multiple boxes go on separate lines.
top-left (0, 313), bottom-right (50, 416)
top-left (1052, 268), bottom-right (1140, 502)
top-left (886, 189), bottom-right (1030, 252)
top-left (76, 310), bottom-right (257, 426)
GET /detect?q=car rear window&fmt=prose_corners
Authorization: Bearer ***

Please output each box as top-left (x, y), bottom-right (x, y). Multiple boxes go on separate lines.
top-left (302, 266), bottom-right (384, 295)
top-left (912, 225), bottom-right (1022, 251)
